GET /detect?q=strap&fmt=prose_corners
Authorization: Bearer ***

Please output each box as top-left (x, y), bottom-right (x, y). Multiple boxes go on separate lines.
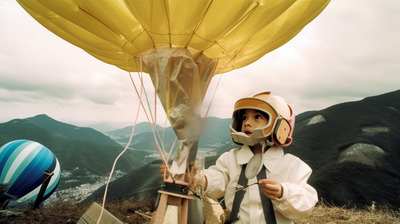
top-left (230, 164), bottom-right (248, 222)
top-left (230, 164), bottom-right (277, 224)
top-left (257, 166), bottom-right (277, 224)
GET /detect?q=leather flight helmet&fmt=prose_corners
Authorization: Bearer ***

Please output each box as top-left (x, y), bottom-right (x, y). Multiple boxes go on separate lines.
top-left (230, 91), bottom-right (295, 147)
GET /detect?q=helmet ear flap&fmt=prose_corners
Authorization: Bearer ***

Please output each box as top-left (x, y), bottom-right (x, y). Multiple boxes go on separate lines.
top-left (272, 105), bottom-right (295, 147)
top-left (272, 118), bottom-right (291, 146)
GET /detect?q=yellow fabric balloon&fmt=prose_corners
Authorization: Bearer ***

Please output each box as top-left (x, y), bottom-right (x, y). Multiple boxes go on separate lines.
top-left (17, 0), bottom-right (330, 74)
top-left (17, 0), bottom-right (330, 176)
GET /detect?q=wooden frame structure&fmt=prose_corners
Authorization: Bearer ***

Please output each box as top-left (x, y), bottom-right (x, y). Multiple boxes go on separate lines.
top-left (152, 189), bottom-right (194, 224)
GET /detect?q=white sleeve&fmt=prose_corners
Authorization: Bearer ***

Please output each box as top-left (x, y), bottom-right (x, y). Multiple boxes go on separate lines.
top-left (203, 151), bottom-right (232, 200)
top-left (271, 155), bottom-right (318, 220)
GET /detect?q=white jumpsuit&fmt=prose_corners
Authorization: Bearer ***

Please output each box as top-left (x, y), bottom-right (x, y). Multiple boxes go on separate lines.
top-left (204, 145), bottom-right (318, 224)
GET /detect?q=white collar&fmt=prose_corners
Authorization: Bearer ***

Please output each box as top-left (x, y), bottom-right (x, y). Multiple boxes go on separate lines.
top-left (237, 144), bottom-right (284, 172)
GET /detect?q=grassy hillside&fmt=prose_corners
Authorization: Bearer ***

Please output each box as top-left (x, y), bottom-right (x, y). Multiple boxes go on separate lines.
top-left (1, 200), bottom-right (398, 224)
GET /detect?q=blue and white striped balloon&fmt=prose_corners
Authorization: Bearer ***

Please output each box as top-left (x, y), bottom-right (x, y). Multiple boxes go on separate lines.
top-left (0, 139), bottom-right (61, 206)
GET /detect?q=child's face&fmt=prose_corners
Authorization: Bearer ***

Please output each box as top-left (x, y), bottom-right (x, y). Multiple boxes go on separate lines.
top-left (241, 109), bottom-right (269, 136)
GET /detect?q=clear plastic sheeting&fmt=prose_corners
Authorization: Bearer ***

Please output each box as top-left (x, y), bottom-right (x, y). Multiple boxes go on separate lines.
top-left (141, 47), bottom-right (217, 176)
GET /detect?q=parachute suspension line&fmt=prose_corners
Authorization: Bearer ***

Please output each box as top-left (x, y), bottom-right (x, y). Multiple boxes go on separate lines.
top-left (202, 58), bottom-right (220, 119)
top-left (137, 75), bottom-right (166, 156)
top-left (139, 54), bottom-right (167, 159)
top-left (147, 51), bottom-right (177, 165)
top-left (133, 77), bottom-right (166, 163)
top-left (133, 55), bottom-right (157, 129)
top-left (145, 52), bottom-right (175, 178)
top-left (129, 55), bottom-right (167, 159)
top-left (167, 137), bottom-right (177, 162)
top-left (130, 71), bottom-right (174, 182)
top-left (197, 57), bottom-right (221, 134)
top-left (131, 57), bottom-right (168, 166)
top-left (161, 89), bottom-right (175, 165)
top-left (129, 56), bottom-right (172, 179)
top-left (153, 54), bottom-right (158, 125)
top-left (97, 72), bottom-right (144, 224)
top-left (161, 117), bottom-right (170, 159)
top-left (161, 54), bottom-right (172, 164)
top-left (166, 56), bottom-right (172, 119)
top-left (137, 57), bottom-right (154, 125)
top-left (149, 54), bottom-right (170, 160)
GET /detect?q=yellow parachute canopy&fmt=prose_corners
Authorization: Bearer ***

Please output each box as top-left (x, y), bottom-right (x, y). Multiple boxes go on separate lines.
top-left (17, 0), bottom-right (330, 177)
top-left (17, 0), bottom-right (330, 74)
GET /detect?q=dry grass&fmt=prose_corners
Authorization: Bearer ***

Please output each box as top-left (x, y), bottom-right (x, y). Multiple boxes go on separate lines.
top-left (0, 200), bottom-right (154, 224)
top-left (1, 200), bottom-right (399, 224)
top-left (295, 201), bottom-right (400, 224)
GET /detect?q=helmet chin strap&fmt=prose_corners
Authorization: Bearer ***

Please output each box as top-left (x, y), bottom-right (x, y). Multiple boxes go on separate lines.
top-left (230, 127), bottom-right (269, 146)
top-left (262, 138), bottom-right (275, 148)
top-left (230, 128), bottom-right (275, 147)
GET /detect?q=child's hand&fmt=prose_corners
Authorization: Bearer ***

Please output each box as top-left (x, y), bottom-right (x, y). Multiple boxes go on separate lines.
top-left (159, 162), bottom-right (200, 181)
top-left (258, 179), bottom-right (283, 200)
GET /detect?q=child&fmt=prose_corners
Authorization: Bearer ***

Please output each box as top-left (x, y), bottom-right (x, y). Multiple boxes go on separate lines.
top-left (161, 91), bottom-right (318, 223)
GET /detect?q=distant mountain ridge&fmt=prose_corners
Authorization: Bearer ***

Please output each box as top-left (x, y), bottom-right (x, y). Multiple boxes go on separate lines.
top-left (106, 117), bottom-right (234, 152)
top-left (27, 114), bottom-right (120, 147)
top-left (106, 122), bottom-right (165, 146)
top-left (1, 90), bottom-right (400, 209)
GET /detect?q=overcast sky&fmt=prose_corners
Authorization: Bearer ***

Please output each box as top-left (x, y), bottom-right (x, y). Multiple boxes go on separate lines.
top-left (1, 1), bottom-right (399, 128)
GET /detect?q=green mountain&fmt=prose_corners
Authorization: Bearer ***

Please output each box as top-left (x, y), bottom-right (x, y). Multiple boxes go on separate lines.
top-left (287, 90), bottom-right (400, 208)
top-left (105, 116), bottom-right (235, 156)
top-left (106, 122), bottom-right (165, 146)
top-left (27, 114), bottom-right (121, 147)
top-left (0, 115), bottom-right (146, 190)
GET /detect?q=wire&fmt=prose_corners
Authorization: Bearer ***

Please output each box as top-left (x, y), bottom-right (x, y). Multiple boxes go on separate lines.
top-left (129, 68), bottom-right (168, 166)
top-left (202, 59), bottom-right (221, 119)
top-left (188, 183), bottom-right (258, 206)
top-left (96, 72), bottom-right (144, 224)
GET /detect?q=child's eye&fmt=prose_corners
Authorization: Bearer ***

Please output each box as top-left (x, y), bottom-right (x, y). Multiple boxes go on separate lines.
top-left (255, 114), bottom-right (262, 119)
top-left (242, 115), bottom-right (248, 121)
